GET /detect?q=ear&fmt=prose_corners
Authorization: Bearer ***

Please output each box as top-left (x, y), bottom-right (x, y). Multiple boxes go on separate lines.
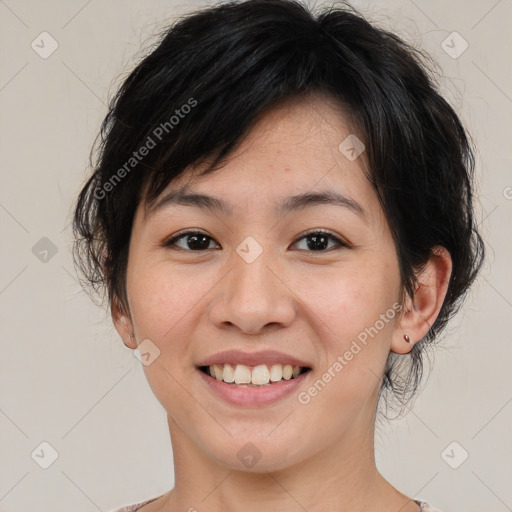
top-left (391, 246), bottom-right (452, 354)
top-left (112, 296), bottom-right (137, 349)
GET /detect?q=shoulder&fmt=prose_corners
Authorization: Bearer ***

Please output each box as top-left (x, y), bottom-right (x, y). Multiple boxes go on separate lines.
top-left (108, 494), bottom-right (165, 512)
top-left (108, 505), bottom-right (142, 512)
top-left (108, 502), bottom-right (147, 512)
top-left (418, 501), bottom-right (443, 512)
top-left (111, 496), bottom-right (441, 512)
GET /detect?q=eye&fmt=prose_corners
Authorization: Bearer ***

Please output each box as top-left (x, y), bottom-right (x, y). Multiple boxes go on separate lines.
top-left (163, 228), bottom-right (348, 252)
top-left (291, 229), bottom-right (348, 252)
top-left (163, 230), bottom-right (220, 251)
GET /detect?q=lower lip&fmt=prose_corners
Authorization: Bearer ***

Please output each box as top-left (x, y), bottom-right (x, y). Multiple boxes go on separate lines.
top-left (197, 368), bottom-right (311, 407)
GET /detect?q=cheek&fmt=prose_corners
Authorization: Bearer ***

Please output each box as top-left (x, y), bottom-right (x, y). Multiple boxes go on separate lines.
top-left (297, 260), bottom-right (400, 348)
top-left (294, 268), bottom-right (400, 427)
top-left (127, 261), bottom-right (206, 340)
top-left (126, 262), bottom-right (209, 418)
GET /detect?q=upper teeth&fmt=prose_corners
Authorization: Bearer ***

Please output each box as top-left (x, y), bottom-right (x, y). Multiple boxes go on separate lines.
top-left (208, 363), bottom-right (303, 385)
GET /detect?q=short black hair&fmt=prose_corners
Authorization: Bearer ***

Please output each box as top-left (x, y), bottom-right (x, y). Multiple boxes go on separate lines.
top-left (73, 0), bottom-right (484, 410)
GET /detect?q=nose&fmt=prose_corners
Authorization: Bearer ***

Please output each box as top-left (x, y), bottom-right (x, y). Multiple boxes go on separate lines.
top-left (208, 247), bottom-right (297, 335)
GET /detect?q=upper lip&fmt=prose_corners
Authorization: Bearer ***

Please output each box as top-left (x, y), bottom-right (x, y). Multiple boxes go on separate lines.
top-left (197, 350), bottom-right (312, 369)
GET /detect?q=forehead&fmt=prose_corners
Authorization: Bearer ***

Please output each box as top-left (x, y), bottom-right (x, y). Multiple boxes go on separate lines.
top-left (141, 94), bottom-right (382, 223)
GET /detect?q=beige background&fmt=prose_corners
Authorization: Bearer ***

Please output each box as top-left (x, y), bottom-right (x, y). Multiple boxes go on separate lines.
top-left (0, 0), bottom-right (511, 511)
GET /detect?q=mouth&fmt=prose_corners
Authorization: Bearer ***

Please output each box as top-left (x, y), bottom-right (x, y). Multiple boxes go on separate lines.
top-left (198, 363), bottom-right (312, 387)
top-left (196, 350), bottom-right (313, 406)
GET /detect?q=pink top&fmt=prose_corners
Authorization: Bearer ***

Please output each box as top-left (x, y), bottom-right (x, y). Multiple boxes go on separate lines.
top-left (109, 495), bottom-right (442, 511)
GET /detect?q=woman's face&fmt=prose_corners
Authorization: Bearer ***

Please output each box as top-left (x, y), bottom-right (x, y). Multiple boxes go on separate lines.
top-left (119, 95), bottom-right (404, 472)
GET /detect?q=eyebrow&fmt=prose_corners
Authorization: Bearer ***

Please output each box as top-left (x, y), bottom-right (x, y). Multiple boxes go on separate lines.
top-left (150, 187), bottom-right (365, 218)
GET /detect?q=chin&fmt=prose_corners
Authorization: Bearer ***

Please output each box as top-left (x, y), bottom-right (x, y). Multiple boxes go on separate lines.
top-left (198, 427), bottom-right (313, 473)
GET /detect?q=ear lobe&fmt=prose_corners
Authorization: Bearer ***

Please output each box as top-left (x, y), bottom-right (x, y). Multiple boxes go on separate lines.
top-left (112, 298), bottom-right (137, 349)
top-left (391, 246), bottom-right (452, 354)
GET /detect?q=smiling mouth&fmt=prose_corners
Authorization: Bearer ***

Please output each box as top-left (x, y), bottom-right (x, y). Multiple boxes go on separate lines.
top-left (199, 363), bottom-right (311, 387)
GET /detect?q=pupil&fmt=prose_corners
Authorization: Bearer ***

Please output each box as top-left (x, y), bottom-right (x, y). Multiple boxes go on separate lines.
top-left (188, 234), bottom-right (209, 250)
top-left (307, 234), bottom-right (328, 251)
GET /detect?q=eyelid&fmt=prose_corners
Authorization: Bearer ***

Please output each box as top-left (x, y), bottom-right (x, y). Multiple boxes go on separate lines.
top-left (162, 229), bottom-right (221, 249)
top-left (291, 228), bottom-right (351, 249)
top-left (165, 228), bottom-right (209, 239)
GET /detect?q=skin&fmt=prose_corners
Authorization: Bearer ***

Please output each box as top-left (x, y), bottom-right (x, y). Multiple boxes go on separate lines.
top-left (114, 94), bottom-right (452, 512)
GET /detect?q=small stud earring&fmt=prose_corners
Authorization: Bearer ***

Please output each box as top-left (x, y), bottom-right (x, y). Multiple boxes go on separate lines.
top-left (404, 334), bottom-right (411, 343)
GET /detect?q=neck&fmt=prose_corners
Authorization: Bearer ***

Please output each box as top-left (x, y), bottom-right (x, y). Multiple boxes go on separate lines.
top-left (158, 414), bottom-right (413, 512)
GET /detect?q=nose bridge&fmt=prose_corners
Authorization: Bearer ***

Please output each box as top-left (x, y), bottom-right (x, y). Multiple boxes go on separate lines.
top-left (232, 244), bottom-right (275, 302)
top-left (210, 240), bottom-right (296, 333)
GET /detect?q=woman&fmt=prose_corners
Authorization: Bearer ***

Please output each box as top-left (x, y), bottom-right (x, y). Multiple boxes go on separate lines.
top-left (73, 1), bottom-right (484, 510)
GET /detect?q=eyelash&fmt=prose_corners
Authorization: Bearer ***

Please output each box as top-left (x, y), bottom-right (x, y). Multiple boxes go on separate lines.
top-left (162, 228), bottom-right (349, 252)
